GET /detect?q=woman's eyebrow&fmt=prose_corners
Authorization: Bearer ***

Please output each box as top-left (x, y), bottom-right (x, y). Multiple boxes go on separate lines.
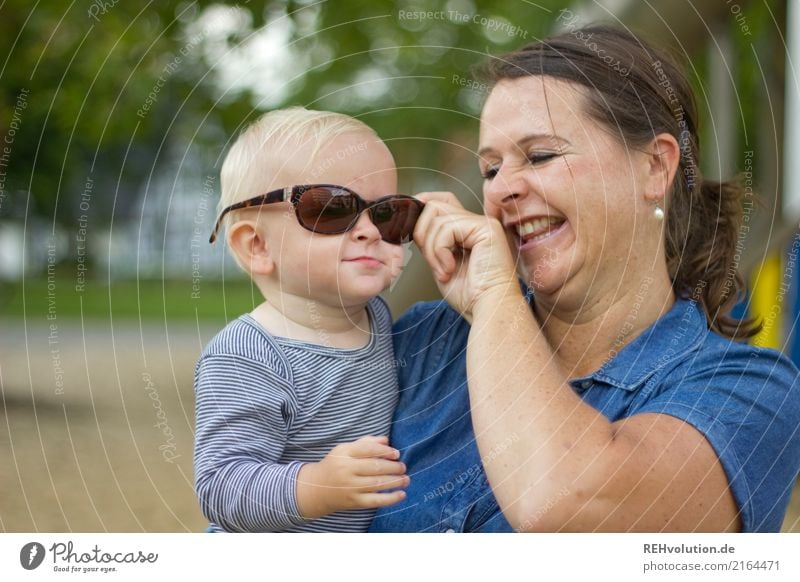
top-left (477, 133), bottom-right (570, 158)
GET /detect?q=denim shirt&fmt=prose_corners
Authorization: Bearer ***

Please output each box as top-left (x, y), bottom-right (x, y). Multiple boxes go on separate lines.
top-left (370, 295), bottom-right (800, 532)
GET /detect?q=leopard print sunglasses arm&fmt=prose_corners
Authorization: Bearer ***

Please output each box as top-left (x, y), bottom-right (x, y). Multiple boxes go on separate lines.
top-left (208, 187), bottom-right (292, 243)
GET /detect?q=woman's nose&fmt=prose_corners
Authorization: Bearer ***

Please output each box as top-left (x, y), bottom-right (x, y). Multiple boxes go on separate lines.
top-left (483, 167), bottom-right (529, 211)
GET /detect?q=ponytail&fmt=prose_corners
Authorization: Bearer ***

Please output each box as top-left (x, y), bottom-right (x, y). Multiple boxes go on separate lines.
top-left (666, 178), bottom-right (762, 340)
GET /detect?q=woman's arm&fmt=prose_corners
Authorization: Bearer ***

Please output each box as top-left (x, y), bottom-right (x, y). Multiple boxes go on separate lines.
top-left (414, 195), bottom-right (739, 531)
top-left (468, 288), bottom-right (739, 531)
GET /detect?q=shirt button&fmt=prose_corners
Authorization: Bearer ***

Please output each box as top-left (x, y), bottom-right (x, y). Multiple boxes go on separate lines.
top-left (580, 380), bottom-right (592, 389)
top-left (445, 528), bottom-right (456, 533)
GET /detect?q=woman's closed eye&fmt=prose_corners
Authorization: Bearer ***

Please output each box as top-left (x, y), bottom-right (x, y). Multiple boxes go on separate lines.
top-left (527, 151), bottom-right (559, 166)
top-left (480, 152), bottom-right (559, 180)
top-left (481, 164), bottom-right (500, 180)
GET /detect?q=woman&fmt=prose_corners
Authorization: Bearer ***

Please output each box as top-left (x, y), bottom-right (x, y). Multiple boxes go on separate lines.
top-left (370, 25), bottom-right (800, 532)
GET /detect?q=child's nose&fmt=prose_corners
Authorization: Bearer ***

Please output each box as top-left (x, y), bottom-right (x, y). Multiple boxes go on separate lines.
top-left (349, 210), bottom-right (382, 242)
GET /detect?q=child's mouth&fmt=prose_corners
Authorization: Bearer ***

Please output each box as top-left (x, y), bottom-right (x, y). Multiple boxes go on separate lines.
top-left (346, 256), bottom-right (384, 269)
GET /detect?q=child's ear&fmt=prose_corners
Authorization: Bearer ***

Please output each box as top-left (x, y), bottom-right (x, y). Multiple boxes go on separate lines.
top-left (227, 220), bottom-right (275, 276)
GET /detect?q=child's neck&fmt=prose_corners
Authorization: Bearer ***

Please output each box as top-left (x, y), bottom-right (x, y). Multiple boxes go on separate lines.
top-left (250, 294), bottom-right (371, 349)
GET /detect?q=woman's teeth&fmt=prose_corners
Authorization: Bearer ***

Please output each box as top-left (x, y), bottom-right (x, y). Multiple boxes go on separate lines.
top-left (516, 217), bottom-right (564, 240)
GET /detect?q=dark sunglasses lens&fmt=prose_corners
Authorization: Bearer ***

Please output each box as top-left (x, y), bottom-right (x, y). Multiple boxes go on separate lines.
top-left (370, 198), bottom-right (424, 244)
top-left (297, 187), bottom-right (359, 233)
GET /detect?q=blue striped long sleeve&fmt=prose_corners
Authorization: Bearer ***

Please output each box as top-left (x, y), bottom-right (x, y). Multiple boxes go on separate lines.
top-left (193, 297), bottom-right (399, 532)
top-left (194, 354), bottom-right (308, 532)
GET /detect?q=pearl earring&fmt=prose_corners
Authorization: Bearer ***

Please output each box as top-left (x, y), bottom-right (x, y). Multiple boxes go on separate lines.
top-left (653, 204), bottom-right (665, 221)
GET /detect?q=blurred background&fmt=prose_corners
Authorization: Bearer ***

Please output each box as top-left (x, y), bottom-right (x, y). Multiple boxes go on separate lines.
top-left (1, 0), bottom-right (799, 532)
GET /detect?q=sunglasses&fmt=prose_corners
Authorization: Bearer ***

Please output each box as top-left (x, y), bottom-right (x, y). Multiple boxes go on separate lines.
top-left (209, 184), bottom-right (424, 245)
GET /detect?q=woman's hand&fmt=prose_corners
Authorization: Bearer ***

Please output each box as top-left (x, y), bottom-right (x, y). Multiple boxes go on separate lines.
top-left (414, 192), bottom-right (519, 319)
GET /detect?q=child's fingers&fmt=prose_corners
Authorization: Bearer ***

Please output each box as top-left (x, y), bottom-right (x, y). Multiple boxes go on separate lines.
top-left (354, 458), bottom-right (406, 476)
top-left (347, 436), bottom-right (400, 460)
top-left (372, 445), bottom-right (402, 460)
top-left (356, 490), bottom-right (407, 509)
top-left (358, 474), bottom-right (410, 492)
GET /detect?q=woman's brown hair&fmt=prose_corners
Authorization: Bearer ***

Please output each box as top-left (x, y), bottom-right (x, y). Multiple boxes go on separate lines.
top-left (483, 24), bottom-right (760, 340)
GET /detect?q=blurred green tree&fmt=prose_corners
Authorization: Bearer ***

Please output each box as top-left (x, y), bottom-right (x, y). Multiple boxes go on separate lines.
top-left (0, 0), bottom-right (243, 225)
top-left (0, 0), bottom-right (562, 227)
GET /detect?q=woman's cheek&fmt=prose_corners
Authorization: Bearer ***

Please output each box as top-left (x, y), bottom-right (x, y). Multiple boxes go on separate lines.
top-left (519, 242), bottom-right (576, 292)
top-left (481, 194), bottom-right (503, 220)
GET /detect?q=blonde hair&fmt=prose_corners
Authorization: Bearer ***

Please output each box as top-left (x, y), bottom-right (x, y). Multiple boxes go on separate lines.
top-left (218, 107), bottom-right (378, 221)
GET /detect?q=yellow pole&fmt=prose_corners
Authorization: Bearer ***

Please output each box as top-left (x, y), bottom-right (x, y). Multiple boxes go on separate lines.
top-left (750, 253), bottom-right (784, 349)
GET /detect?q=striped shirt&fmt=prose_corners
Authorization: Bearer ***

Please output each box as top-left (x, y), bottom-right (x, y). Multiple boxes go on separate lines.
top-left (193, 297), bottom-right (399, 532)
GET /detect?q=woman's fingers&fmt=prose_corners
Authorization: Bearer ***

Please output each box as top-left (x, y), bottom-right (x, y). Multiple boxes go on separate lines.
top-left (424, 211), bottom-right (494, 281)
top-left (415, 191), bottom-right (464, 207)
top-left (412, 195), bottom-right (517, 316)
top-left (415, 199), bottom-right (471, 278)
top-left (429, 216), bottom-right (462, 282)
top-left (412, 199), bottom-right (441, 249)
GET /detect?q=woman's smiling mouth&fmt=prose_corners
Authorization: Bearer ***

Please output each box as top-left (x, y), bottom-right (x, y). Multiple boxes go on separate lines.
top-left (514, 216), bottom-right (567, 248)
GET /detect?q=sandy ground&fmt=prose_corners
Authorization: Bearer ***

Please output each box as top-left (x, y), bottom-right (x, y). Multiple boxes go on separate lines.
top-left (1, 318), bottom-right (210, 532)
top-left (1, 318), bottom-right (799, 532)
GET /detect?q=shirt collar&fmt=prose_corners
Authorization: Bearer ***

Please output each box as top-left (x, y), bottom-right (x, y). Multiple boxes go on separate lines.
top-left (571, 297), bottom-right (709, 391)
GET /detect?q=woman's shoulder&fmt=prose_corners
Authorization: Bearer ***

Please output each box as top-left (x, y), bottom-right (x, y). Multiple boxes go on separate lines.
top-left (624, 296), bottom-right (800, 392)
top-left (652, 327), bottom-right (800, 422)
top-left (639, 328), bottom-right (800, 533)
top-left (692, 328), bottom-right (800, 383)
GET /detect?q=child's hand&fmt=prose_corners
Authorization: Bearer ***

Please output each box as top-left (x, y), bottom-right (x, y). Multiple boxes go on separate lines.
top-left (296, 435), bottom-right (409, 519)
